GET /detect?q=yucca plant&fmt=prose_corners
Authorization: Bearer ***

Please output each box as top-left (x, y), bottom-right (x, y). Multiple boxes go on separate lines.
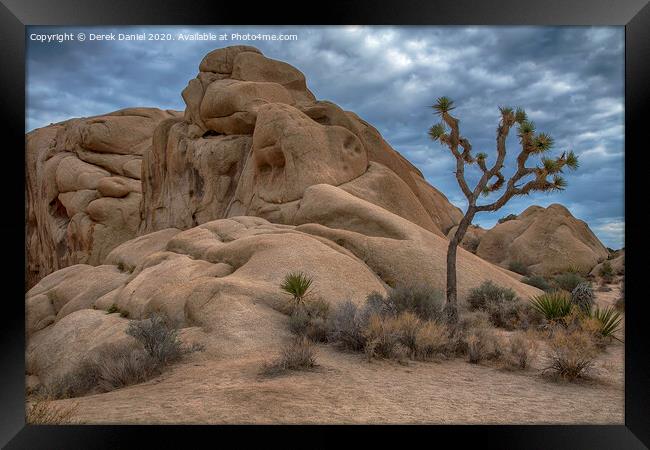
top-left (529, 291), bottom-right (573, 322)
top-left (280, 272), bottom-right (314, 311)
top-left (590, 306), bottom-right (623, 342)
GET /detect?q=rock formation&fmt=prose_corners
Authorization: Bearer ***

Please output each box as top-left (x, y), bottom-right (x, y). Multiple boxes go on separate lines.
top-left (26, 108), bottom-right (181, 288)
top-left (26, 46), bottom-right (462, 289)
top-left (26, 46), bottom-right (550, 387)
top-left (590, 249), bottom-right (624, 277)
top-left (140, 45), bottom-right (462, 237)
top-left (475, 204), bottom-right (609, 275)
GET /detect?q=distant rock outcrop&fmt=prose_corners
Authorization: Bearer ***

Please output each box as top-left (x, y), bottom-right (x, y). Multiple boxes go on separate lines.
top-left (475, 204), bottom-right (608, 275)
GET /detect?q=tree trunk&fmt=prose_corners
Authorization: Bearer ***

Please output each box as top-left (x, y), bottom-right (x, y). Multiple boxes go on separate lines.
top-left (445, 206), bottom-right (476, 325)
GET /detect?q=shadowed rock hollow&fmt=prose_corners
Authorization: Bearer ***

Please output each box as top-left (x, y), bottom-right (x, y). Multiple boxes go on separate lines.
top-left (26, 46), bottom-right (553, 389)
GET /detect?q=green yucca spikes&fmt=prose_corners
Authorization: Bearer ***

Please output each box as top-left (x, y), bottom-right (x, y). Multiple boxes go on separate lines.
top-left (529, 291), bottom-right (573, 321)
top-left (280, 272), bottom-right (314, 308)
top-left (514, 107), bottom-right (527, 124)
top-left (428, 123), bottom-right (446, 141)
top-left (552, 175), bottom-right (568, 190)
top-left (431, 97), bottom-right (455, 115)
top-left (590, 306), bottom-right (623, 341)
top-left (565, 150), bottom-right (580, 170)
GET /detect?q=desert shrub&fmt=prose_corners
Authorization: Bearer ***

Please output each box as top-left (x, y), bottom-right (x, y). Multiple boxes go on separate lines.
top-left (106, 304), bottom-right (119, 314)
top-left (543, 328), bottom-right (598, 381)
top-left (553, 272), bottom-right (586, 292)
top-left (280, 271), bottom-right (314, 310)
top-left (288, 298), bottom-right (330, 342)
top-left (508, 261), bottom-right (530, 276)
top-left (466, 281), bottom-right (525, 329)
top-left (414, 320), bottom-right (449, 360)
top-left (522, 275), bottom-right (551, 291)
top-left (497, 213), bottom-right (518, 224)
top-left (467, 281), bottom-right (517, 310)
top-left (261, 336), bottom-right (317, 376)
top-left (466, 326), bottom-right (502, 364)
top-left (93, 342), bottom-right (161, 392)
top-left (571, 282), bottom-right (595, 314)
top-left (385, 283), bottom-right (444, 321)
top-left (45, 359), bottom-right (101, 399)
top-left (599, 261), bottom-right (614, 283)
top-left (391, 312), bottom-right (421, 356)
top-left (328, 300), bottom-right (366, 351)
top-left (445, 310), bottom-right (491, 357)
top-left (45, 341), bottom-right (162, 399)
top-left (126, 314), bottom-right (183, 365)
top-left (363, 314), bottom-right (403, 360)
top-left (529, 291), bottom-right (573, 323)
top-left (504, 331), bottom-right (538, 370)
top-left (26, 399), bottom-right (79, 424)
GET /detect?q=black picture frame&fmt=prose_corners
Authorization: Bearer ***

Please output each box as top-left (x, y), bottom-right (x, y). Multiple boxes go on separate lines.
top-left (2, 0), bottom-right (648, 448)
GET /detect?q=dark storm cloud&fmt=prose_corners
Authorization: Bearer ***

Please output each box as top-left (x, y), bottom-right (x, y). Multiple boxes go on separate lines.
top-left (26, 26), bottom-right (625, 248)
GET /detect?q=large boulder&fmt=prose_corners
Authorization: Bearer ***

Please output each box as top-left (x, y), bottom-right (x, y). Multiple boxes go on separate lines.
top-left (26, 199), bottom-right (541, 382)
top-left (26, 108), bottom-right (181, 288)
top-left (140, 46), bottom-right (462, 237)
top-left (475, 204), bottom-right (609, 275)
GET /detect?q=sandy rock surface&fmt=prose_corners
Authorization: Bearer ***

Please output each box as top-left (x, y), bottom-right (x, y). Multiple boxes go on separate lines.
top-left (475, 204), bottom-right (609, 275)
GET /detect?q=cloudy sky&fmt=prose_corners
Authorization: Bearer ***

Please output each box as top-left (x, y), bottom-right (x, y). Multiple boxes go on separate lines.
top-left (26, 26), bottom-right (625, 248)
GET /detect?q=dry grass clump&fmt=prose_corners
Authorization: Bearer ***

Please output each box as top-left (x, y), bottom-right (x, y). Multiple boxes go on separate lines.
top-left (261, 336), bottom-right (317, 376)
top-left (363, 314), bottom-right (405, 361)
top-left (45, 314), bottom-right (201, 399)
top-left (503, 331), bottom-right (539, 370)
top-left (26, 399), bottom-right (80, 424)
top-left (543, 327), bottom-right (598, 381)
top-left (329, 286), bottom-right (449, 362)
top-left (466, 326), bottom-right (503, 364)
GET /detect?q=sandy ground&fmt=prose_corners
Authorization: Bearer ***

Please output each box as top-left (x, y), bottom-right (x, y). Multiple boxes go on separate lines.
top-left (30, 281), bottom-right (625, 425)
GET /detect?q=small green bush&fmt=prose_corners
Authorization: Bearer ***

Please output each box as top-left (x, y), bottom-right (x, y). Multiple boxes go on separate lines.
top-left (497, 214), bottom-right (518, 224)
top-left (467, 281), bottom-right (517, 310)
top-left (570, 282), bottom-right (594, 314)
top-left (508, 261), bottom-right (530, 276)
top-left (106, 304), bottom-right (119, 314)
top-left (529, 291), bottom-right (573, 322)
top-left (386, 283), bottom-right (445, 322)
top-left (553, 272), bottom-right (586, 292)
top-left (466, 281), bottom-right (525, 329)
top-left (522, 275), bottom-right (551, 291)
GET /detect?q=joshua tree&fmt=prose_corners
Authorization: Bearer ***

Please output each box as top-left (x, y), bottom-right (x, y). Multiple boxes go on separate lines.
top-left (428, 97), bottom-right (579, 325)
